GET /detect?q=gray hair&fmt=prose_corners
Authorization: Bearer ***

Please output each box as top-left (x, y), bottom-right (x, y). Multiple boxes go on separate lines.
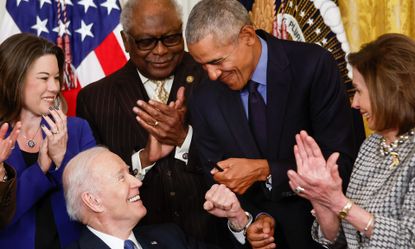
top-left (120, 0), bottom-right (183, 32)
top-left (63, 147), bottom-right (109, 222)
top-left (185, 0), bottom-right (251, 45)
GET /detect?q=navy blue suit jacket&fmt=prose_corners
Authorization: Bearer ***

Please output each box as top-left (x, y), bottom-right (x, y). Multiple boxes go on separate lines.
top-left (189, 30), bottom-right (357, 249)
top-left (66, 223), bottom-right (222, 249)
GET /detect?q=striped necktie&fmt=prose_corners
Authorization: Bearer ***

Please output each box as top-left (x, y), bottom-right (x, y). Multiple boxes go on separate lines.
top-left (124, 239), bottom-right (136, 249)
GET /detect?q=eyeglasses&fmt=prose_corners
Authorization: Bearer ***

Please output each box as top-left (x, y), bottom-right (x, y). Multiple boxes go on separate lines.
top-left (127, 32), bottom-right (183, 51)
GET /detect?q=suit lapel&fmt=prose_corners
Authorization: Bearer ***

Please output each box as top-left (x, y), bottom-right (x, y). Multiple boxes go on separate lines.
top-left (168, 53), bottom-right (201, 104)
top-left (136, 233), bottom-right (162, 249)
top-left (78, 228), bottom-right (112, 249)
top-left (114, 61), bottom-right (149, 143)
top-left (259, 30), bottom-right (292, 157)
top-left (218, 86), bottom-right (260, 157)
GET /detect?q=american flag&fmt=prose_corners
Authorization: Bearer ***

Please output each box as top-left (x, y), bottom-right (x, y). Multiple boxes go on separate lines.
top-left (0, 0), bottom-right (128, 116)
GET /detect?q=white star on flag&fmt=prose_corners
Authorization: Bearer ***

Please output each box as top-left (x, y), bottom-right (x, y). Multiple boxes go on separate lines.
top-left (39, 0), bottom-right (51, 8)
top-left (53, 20), bottom-right (71, 36)
top-left (76, 20), bottom-right (94, 41)
top-left (307, 18), bottom-right (314, 26)
top-left (78, 0), bottom-right (97, 13)
top-left (31, 16), bottom-right (49, 36)
top-left (101, 0), bottom-right (120, 15)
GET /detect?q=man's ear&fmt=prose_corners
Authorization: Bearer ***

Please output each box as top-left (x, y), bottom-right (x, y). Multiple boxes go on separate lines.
top-left (120, 31), bottom-right (131, 53)
top-left (239, 25), bottom-right (257, 46)
top-left (82, 192), bottom-right (104, 213)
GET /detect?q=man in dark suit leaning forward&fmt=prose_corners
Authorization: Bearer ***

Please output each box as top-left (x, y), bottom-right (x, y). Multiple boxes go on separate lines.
top-left (63, 147), bottom-right (245, 249)
top-left (76, 0), bottom-right (228, 246)
top-left (184, 0), bottom-right (358, 248)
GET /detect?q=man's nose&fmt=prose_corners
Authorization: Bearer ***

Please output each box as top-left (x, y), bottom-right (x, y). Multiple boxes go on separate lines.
top-left (204, 64), bottom-right (221, 81)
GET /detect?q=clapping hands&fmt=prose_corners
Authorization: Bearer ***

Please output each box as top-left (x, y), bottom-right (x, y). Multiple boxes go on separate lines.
top-left (39, 107), bottom-right (68, 171)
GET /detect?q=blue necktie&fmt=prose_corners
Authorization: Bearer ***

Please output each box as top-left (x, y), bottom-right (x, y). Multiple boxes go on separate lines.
top-left (248, 80), bottom-right (267, 155)
top-left (124, 240), bottom-right (136, 249)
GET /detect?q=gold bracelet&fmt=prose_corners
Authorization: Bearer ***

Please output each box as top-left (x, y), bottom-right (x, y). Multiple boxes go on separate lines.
top-left (338, 199), bottom-right (353, 220)
top-left (364, 215), bottom-right (374, 232)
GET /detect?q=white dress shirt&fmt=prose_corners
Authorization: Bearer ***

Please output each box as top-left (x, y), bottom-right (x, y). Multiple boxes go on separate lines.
top-left (87, 226), bottom-right (142, 249)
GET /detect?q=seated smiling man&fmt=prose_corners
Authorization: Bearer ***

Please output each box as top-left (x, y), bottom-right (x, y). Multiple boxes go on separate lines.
top-left (62, 147), bottom-right (248, 249)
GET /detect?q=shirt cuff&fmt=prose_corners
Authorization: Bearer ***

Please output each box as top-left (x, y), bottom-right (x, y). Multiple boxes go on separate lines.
top-left (311, 219), bottom-right (339, 248)
top-left (228, 212), bottom-right (253, 244)
top-left (174, 125), bottom-right (192, 164)
top-left (131, 149), bottom-right (156, 180)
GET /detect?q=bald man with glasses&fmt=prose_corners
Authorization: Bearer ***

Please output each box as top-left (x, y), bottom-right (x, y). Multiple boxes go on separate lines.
top-left (76, 0), bottom-right (231, 247)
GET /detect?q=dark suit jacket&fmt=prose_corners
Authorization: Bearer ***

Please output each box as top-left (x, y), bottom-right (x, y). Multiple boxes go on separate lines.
top-left (66, 223), bottom-right (218, 249)
top-left (189, 30), bottom-right (357, 249)
top-left (76, 54), bottom-right (230, 247)
top-left (0, 164), bottom-right (16, 229)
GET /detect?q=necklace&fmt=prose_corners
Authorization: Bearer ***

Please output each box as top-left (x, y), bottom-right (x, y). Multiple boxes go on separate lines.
top-left (379, 129), bottom-right (415, 168)
top-left (21, 126), bottom-right (41, 148)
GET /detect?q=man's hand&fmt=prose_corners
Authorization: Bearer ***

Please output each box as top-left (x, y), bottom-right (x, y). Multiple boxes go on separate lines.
top-left (211, 158), bottom-right (270, 194)
top-left (204, 184), bottom-right (248, 230)
top-left (247, 214), bottom-right (276, 249)
top-left (139, 134), bottom-right (175, 167)
top-left (133, 87), bottom-right (188, 146)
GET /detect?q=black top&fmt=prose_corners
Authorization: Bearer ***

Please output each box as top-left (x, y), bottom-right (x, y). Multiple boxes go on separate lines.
top-left (21, 150), bottom-right (60, 249)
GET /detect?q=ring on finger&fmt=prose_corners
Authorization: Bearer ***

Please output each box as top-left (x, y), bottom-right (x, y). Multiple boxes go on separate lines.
top-left (51, 130), bottom-right (58, 135)
top-left (153, 121), bottom-right (159, 127)
top-left (294, 186), bottom-right (305, 194)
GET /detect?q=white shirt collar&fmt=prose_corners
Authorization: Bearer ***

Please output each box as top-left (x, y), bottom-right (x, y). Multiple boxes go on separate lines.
top-left (87, 226), bottom-right (142, 249)
top-left (136, 69), bottom-right (174, 85)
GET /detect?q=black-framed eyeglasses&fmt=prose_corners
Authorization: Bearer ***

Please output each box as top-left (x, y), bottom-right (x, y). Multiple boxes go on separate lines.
top-left (127, 32), bottom-right (183, 51)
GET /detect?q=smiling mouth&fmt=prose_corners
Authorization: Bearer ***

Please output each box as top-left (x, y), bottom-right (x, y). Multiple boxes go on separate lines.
top-left (127, 194), bottom-right (141, 203)
top-left (42, 96), bottom-right (55, 103)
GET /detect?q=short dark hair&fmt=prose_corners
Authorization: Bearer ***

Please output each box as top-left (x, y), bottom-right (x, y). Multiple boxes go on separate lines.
top-left (0, 33), bottom-right (65, 123)
top-left (348, 33), bottom-right (415, 135)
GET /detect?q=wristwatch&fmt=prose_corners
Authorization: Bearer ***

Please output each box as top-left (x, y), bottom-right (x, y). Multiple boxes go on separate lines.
top-left (338, 199), bottom-right (353, 220)
top-left (228, 212), bottom-right (253, 235)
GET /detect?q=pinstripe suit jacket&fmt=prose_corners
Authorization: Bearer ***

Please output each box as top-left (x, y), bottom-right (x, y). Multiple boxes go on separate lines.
top-left (76, 54), bottom-right (231, 247)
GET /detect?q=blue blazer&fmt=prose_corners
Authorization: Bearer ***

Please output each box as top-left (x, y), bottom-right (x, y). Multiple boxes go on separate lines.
top-left (189, 30), bottom-right (357, 249)
top-left (0, 117), bottom-right (96, 249)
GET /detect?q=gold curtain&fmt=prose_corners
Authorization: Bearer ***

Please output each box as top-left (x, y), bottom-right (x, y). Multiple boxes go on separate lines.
top-left (339, 0), bottom-right (415, 51)
top-left (338, 0), bottom-right (415, 135)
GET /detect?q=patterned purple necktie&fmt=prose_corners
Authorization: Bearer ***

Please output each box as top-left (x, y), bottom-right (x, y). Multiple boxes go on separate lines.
top-left (248, 80), bottom-right (267, 155)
